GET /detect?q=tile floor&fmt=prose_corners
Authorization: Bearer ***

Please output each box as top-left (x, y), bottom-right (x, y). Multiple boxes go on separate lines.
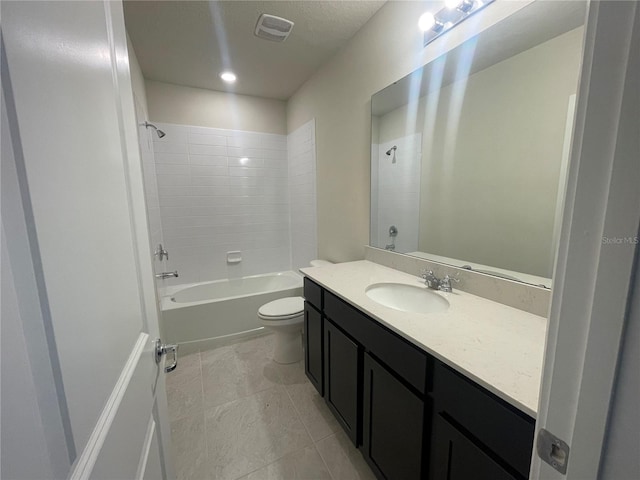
top-left (166, 333), bottom-right (376, 480)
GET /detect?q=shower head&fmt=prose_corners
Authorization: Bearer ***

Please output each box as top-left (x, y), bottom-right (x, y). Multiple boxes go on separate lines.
top-left (385, 145), bottom-right (397, 156)
top-left (144, 122), bottom-right (166, 138)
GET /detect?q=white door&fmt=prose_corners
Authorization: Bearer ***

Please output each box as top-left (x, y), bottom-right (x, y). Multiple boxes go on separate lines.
top-left (1, 1), bottom-right (175, 479)
top-left (531, 1), bottom-right (640, 478)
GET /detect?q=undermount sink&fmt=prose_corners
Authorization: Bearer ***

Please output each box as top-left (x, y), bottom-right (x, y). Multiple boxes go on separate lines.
top-left (365, 283), bottom-right (450, 314)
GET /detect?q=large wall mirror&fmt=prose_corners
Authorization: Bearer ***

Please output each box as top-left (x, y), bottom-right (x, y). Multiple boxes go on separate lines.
top-left (370, 1), bottom-right (587, 288)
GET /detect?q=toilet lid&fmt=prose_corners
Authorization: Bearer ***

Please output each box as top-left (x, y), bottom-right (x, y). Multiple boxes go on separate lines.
top-left (258, 296), bottom-right (304, 318)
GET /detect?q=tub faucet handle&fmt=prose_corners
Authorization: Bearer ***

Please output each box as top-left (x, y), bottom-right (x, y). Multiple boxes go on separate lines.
top-left (154, 244), bottom-right (169, 261)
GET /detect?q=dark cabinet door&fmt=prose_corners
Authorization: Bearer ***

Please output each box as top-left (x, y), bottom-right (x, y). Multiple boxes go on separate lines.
top-left (362, 353), bottom-right (425, 480)
top-left (430, 414), bottom-right (520, 480)
top-left (324, 319), bottom-right (360, 445)
top-left (304, 302), bottom-right (323, 395)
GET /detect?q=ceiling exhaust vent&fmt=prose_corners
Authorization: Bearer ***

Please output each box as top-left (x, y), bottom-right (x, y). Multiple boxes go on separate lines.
top-left (254, 14), bottom-right (294, 42)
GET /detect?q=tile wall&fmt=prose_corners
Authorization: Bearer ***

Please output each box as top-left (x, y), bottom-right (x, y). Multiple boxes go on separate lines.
top-left (371, 133), bottom-right (422, 253)
top-left (151, 123), bottom-right (291, 285)
top-left (144, 121), bottom-right (317, 285)
top-left (288, 119), bottom-right (318, 271)
top-left (139, 127), bottom-right (165, 275)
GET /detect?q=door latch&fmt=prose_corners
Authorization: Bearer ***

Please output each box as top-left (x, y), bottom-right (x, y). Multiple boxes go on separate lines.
top-left (155, 339), bottom-right (178, 373)
top-left (536, 428), bottom-right (570, 474)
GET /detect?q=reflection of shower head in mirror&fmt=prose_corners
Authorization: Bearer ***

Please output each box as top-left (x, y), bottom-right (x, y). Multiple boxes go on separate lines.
top-left (386, 145), bottom-right (397, 164)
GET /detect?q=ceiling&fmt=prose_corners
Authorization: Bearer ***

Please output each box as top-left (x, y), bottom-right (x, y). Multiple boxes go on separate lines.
top-left (124, 0), bottom-right (386, 100)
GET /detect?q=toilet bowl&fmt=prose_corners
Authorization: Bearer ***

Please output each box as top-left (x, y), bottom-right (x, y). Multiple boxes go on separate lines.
top-left (258, 296), bottom-right (305, 364)
top-left (258, 259), bottom-right (333, 364)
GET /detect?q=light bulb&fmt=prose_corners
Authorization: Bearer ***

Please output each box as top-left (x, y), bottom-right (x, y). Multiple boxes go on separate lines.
top-left (418, 12), bottom-right (436, 31)
top-left (220, 71), bottom-right (237, 83)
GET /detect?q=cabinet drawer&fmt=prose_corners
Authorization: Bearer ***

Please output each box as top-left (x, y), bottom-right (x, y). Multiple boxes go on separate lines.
top-left (433, 362), bottom-right (535, 479)
top-left (324, 290), bottom-right (428, 394)
top-left (303, 277), bottom-right (322, 310)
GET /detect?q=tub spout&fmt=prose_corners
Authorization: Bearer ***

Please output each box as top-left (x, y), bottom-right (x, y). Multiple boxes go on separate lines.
top-left (155, 271), bottom-right (178, 279)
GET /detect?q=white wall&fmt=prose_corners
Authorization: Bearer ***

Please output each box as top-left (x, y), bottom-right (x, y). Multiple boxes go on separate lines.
top-left (288, 119), bottom-right (318, 270)
top-left (151, 123), bottom-right (291, 284)
top-left (287, 0), bottom-right (535, 263)
top-left (146, 81), bottom-right (287, 135)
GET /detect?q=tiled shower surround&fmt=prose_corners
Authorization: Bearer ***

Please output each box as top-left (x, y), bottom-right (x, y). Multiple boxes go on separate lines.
top-left (371, 133), bottom-right (422, 253)
top-left (145, 121), bottom-right (317, 285)
top-left (288, 120), bottom-right (317, 271)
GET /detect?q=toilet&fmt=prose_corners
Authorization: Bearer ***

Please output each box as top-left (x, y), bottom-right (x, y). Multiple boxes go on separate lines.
top-left (258, 260), bottom-right (333, 364)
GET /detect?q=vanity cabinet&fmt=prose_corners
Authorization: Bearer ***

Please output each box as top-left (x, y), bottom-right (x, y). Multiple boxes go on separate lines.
top-left (304, 301), bottom-right (323, 395)
top-left (430, 362), bottom-right (535, 480)
top-left (323, 319), bottom-right (360, 444)
top-left (306, 278), bottom-right (429, 478)
top-left (363, 352), bottom-right (426, 480)
top-left (304, 278), bottom-right (324, 395)
top-left (303, 277), bottom-right (535, 480)
top-left (430, 414), bottom-right (518, 480)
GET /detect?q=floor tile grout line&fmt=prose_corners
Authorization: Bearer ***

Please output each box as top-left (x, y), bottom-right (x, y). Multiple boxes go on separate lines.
top-left (197, 349), bottom-right (210, 473)
top-left (282, 369), bottom-right (336, 480)
top-left (200, 337), bottom-right (302, 479)
top-left (172, 336), bottom-right (341, 480)
top-left (231, 442), bottom-right (314, 480)
top-left (310, 429), bottom-right (335, 445)
top-left (283, 379), bottom-right (315, 446)
top-left (312, 441), bottom-right (336, 480)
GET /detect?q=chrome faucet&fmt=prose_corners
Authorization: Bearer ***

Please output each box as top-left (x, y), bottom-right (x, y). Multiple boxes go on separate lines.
top-left (155, 271), bottom-right (178, 280)
top-left (420, 270), bottom-right (459, 292)
top-left (438, 275), bottom-right (459, 293)
top-left (154, 244), bottom-right (169, 261)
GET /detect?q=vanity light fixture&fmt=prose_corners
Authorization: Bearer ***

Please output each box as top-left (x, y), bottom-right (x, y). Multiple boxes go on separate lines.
top-left (220, 71), bottom-right (237, 83)
top-left (418, 12), bottom-right (437, 31)
top-left (421, 0), bottom-right (495, 47)
top-left (445, 0), bottom-right (474, 13)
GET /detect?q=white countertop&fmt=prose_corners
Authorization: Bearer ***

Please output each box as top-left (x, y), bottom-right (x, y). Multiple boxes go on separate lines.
top-left (300, 260), bottom-right (547, 418)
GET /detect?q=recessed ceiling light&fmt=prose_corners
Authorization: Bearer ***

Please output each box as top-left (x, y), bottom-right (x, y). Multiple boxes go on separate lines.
top-left (220, 71), bottom-right (237, 83)
top-left (418, 12), bottom-right (436, 31)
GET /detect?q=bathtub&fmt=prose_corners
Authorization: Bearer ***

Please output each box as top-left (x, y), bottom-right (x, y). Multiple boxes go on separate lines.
top-left (161, 271), bottom-right (303, 354)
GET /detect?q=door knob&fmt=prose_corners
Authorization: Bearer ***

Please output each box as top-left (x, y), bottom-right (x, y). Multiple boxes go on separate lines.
top-left (154, 339), bottom-right (178, 373)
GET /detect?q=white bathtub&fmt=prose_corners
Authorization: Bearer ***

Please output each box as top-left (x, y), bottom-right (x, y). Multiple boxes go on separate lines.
top-left (161, 271), bottom-right (303, 353)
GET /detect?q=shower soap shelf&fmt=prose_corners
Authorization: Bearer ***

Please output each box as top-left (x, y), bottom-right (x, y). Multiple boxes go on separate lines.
top-left (227, 251), bottom-right (242, 264)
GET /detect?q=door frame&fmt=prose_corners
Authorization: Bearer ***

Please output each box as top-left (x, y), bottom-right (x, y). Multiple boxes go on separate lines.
top-left (531, 1), bottom-right (640, 478)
